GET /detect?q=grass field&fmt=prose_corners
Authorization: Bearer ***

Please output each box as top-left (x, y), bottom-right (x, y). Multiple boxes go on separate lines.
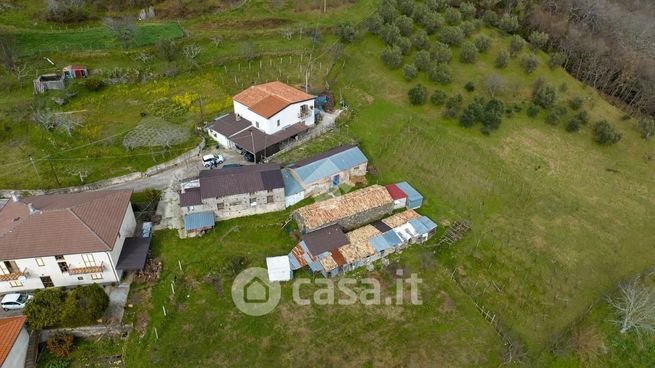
top-left (14, 22), bottom-right (185, 56)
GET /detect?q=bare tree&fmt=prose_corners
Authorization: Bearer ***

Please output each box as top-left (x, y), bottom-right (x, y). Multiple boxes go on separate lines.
top-left (281, 29), bottom-right (294, 40)
top-left (32, 108), bottom-right (57, 131)
top-left (104, 16), bottom-right (136, 49)
top-left (210, 36), bottom-right (223, 47)
top-left (133, 51), bottom-right (153, 64)
top-left (608, 278), bottom-right (655, 335)
top-left (483, 74), bottom-right (507, 98)
top-left (54, 113), bottom-right (83, 136)
top-left (13, 64), bottom-right (29, 87)
top-left (65, 166), bottom-right (89, 183)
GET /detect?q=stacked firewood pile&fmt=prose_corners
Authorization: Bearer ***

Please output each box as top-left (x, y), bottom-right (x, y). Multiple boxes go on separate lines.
top-left (136, 258), bottom-right (162, 283)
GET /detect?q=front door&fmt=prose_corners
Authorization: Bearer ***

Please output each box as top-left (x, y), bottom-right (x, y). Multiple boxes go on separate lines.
top-left (40, 276), bottom-right (54, 288)
top-left (332, 174), bottom-right (340, 187)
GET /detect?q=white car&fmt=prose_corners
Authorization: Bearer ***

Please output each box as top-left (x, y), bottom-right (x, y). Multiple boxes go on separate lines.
top-left (1, 293), bottom-right (32, 311)
top-left (202, 154), bottom-right (224, 168)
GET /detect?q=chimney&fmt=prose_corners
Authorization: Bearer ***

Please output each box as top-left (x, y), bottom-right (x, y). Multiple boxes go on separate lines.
top-left (10, 191), bottom-right (19, 202)
top-left (27, 203), bottom-right (37, 215)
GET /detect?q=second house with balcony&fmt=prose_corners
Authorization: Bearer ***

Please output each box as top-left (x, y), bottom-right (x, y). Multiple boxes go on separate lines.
top-left (0, 190), bottom-right (151, 293)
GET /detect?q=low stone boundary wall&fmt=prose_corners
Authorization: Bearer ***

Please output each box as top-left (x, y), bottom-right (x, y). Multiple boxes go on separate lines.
top-left (40, 324), bottom-right (133, 343)
top-left (0, 138), bottom-right (205, 198)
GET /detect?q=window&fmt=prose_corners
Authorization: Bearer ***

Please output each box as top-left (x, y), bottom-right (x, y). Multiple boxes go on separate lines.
top-left (91, 273), bottom-right (103, 280)
top-left (277, 120), bottom-right (280, 127)
top-left (82, 254), bottom-right (96, 267)
top-left (55, 255), bottom-right (64, 261)
top-left (256, 122), bottom-right (260, 128)
top-left (0, 263), bottom-right (8, 275)
top-left (9, 280), bottom-right (22, 288)
top-left (35, 258), bottom-right (45, 267)
top-left (267, 195), bottom-right (274, 204)
top-left (217, 202), bottom-right (224, 210)
top-left (250, 197), bottom-right (257, 206)
top-left (77, 276), bottom-right (83, 281)
top-left (58, 262), bottom-right (69, 273)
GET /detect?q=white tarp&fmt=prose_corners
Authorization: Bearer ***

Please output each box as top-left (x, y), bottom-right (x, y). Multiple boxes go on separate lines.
top-left (266, 256), bottom-right (293, 282)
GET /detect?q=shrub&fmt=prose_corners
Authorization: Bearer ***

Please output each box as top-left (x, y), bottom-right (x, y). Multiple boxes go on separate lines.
top-left (366, 13), bottom-right (384, 34)
top-left (45, 358), bottom-right (72, 368)
top-left (411, 3), bottom-right (429, 23)
top-left (526, 104), bottom-right (540, 117)
top-left (465, 81), bottom-right (475, 92)
top-left (395, 15), bottom-right (414, 37)
top-left (443, 94), bottom-right (463, 118)
top-left (482, 10), bottom-right (498, 26)
top-left (548, 52), bottom-right (565, 70)
top-left (430, 41), bottom-right (452, 63)
top-left (459, 41), bottom-right (478, 63)
top-left (474, 36), bottom-right (491, 53)
top-left (24, 288), bottom-right (66, 329)
top-left (593, 121), bottom-right (622, 145)
top-left (545, 106), bottom-right (567, 126)
top-left (637, 117), bottom-right (655, 139)
top-left (495, 50), bottom-right (509, 68)
top-left (439, 26), bottom-right (464, 46)
top-left (460, 2), bottom-right (476, 20)
top-left (498, 13), bottom-right (518, 33)
top-left (566, 118), bottom-right (583, 132)
top-left (568, 96), bottom-right (583, 110)
top-left (61, 284), bottom-right (109, 326)
top-left (222, 256), bottom-right (250, 277)
top-left (396, 36), bottom-right (412, 55)
top-left (459, 97), bottom-right (485, 127)
top-left (575, 111), bottom-right (590, 124)
top-left (411, 29), bottom-right (429, 49)
top-left (430, 90), bottom-right (448, 105)
top-left (520, 54), bottom-right (539, 74)
top-left (559, 82), bottom-right (568, 92)
top-left (403, 64), bottom-right (418, 81)
top-left (426, 0), bottom-right (447, 11)
top-left (460, 21), bottom-right (476, 37)
top-left (46, 333), bottom-right (75, 358)
top-left (156, 39), bottom-right (179, 62)
top-left (380, 24), bottom-right (401, 45)
top-left (444, 7), bottom-right (462, 26)
top-left (481, 98), bottom-right (504, 133)
top-left (428, 62), bottom-right (452, 84)
top-left (46, 0), bottom-right (90, 23)
top-left (528, 31), bottom-right (549, 51)
top-left (336, 22), bottom-right (356, 43)
top-left (414, 50), bottom-right (431, 71)
top-left (378, 4), bottom-right (397, 23)
top-left (408, 84), bottom-right (428, 105)
top-left (509, 35), bottom-right (524, 57)
top-left (532, 84), bottom-right (557, 108)
top-left (84, 78), bottom-right (104, 92)
top-left (381, 46), bottom-right (403, 69)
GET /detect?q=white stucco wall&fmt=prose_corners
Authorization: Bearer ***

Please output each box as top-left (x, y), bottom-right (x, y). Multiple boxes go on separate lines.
top-left (233, 99), bottom-right (315, 135)
top-left (0, 204), bottom-right (136, 293)
top-left (1, 327), bottom-right (28, 368)
top-left (207, 128), bottom-right (236, 148)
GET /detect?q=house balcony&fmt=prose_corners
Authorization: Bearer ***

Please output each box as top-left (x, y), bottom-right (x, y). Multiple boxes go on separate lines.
top-left (0, 269), bottom-right (29, 282)
top-left (68, 262), bottom-right (104, 275)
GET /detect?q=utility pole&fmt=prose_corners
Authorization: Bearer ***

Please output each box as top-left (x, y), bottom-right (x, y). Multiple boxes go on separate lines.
top-left (47, 158), bottom-right (60, 186)
top-left (29, 156), bottom-right (41, 180)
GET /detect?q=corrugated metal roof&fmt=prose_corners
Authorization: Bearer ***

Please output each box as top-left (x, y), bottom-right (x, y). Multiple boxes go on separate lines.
top-left (409, 218), bottom-right (429, 235)
top-left (179, 187), bottom-right (202, 207)
top-left (266, 256), bottom-right (292, 281)
top-left (417, 216), bottom-right (438, 232)
top-left (199, 163), bottom-right (283, 199)
top-left (290, 146), bottom-right (367, 184)
top-left (395, 182), bottom-right (422, 202)
top-left (281, 168), bottom-right (304, 196)
top-left (385, 184), bottom-right (407, 200)
top-left (302, 224), bottom-right (349, 256)
top-left (183, 211), bottom-right (215, 231)
top-left (116, 237), bottom-right (151, 270)
top-left (369, 231), bottom-right (402, 253)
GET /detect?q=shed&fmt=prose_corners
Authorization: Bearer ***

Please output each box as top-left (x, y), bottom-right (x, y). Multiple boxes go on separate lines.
top-left (395, 182), bottom-right (423, 209)
top-left (369, 231), bottom-right (402, 255)
top-left (385, 184), bottom-right (407, 209)
top-left (63, 65), bottom-right (88, 79)
top-left (183, 211), bottom-right (215, 235)
top-left (281, 168), bottom-right (305, 207)
top-left (266, 256), bottom-right (293, 282)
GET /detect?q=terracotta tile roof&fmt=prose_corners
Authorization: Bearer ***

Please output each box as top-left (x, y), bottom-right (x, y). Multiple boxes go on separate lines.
top-left (382, 209), bottom-right (421, 228)
top-left (233, 81), bottom-right (315, 118)
top-left (0, 316), bottom-right (26, 366)
top-left (294, 185), bottom-right (394, 232)
top-left (0, 190), bottom-right (132, 260)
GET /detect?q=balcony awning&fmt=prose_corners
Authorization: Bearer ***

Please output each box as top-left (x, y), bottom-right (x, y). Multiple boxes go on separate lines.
top-left (116, 237), bottom-right (151, 271)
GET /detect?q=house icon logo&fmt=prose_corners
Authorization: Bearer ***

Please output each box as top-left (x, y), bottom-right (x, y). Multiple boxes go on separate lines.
top-left (231, 267), bottom-right (281, 316)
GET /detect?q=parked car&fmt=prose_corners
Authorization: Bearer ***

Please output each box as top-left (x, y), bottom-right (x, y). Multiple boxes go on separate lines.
top-left (1, 293), bottom-right (32, 311)
top-left (202, 154), bottom-right (224, 168)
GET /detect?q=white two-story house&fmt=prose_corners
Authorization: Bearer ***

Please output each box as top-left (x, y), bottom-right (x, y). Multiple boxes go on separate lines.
top-left (0, 190), bottom-right (146, 293)
top-left (207, 81), bottom-right (316, 162)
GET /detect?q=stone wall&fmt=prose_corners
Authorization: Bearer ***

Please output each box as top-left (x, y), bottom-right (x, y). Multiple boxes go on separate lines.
top-left (182, 187), bottom-right (286, 220)
top-left (40, 324), bottom-right (133, 342)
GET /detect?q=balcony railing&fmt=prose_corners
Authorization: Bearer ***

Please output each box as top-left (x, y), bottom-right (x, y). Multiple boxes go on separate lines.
top-left (68, 262), bottom-right (104, 275)
top-left (0, 270), bottom-right (29, 282)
